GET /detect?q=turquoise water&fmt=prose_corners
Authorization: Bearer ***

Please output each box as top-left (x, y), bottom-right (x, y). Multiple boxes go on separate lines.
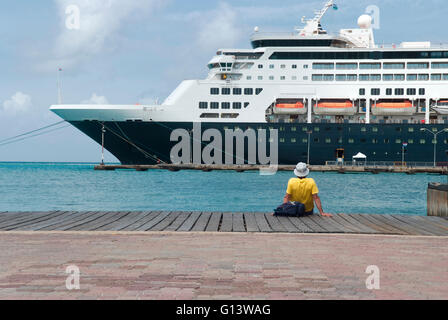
top-left (0, 162), bottom-right (445, 215)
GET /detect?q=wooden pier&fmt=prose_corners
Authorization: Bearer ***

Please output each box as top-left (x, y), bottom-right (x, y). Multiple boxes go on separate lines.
top-left (0, 211), bottom-right (447, 236)
top-left (94, 164), bottom-right (448, 175)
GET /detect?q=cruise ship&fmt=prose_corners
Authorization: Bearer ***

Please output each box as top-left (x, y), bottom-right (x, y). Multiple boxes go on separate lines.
top-left (51, 1), bottom-right (448, 165)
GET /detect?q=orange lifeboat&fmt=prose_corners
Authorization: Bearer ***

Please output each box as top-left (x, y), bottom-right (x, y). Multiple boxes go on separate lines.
top-left (376, 101), bottom-right (413, 109)
top-left (317, 101), bottom-right (353, 109)
top-left (273, 101), bottom-right (306, 115)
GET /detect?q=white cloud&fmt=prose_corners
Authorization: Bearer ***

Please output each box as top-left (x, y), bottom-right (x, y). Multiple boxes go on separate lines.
top-left (41, 0), bottom-right (165, 71)
top-left (196, 3), bottom-right (242, 50)
top-left (81, 93), bottom-right (109, 105)
top-left (2, 92), bottom-right (33, 114)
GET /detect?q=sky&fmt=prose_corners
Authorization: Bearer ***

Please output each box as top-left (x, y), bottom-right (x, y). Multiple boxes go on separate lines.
top-left (0, 0), bottom-right (447, 162)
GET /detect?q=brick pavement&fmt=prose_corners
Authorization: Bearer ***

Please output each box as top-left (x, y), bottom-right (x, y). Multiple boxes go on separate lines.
top-left (0, 232), bottom-right (446, 300)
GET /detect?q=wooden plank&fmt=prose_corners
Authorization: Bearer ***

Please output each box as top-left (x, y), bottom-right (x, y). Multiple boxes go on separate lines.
top-left (177, 211), bottom-right (202, 232)
top-left (323, 214), bottom-right (363, 234)
top-left (287, 217), bottom-right (313, 233)
top-left (276, 216), bottom-right (301, 233)
top-left (13, 211), bottom-right (81, 231)
top-left (264, 213), bottom-right (287, 232)
top-left (388, 215), bottom-right (444, 236)
top-left (254, 213), bottom-right (272, 233)
top-left (408, 216), bottom-right (448, 236)
top-left (309, 215), bottom-right (348, 233)
top-left (205, 212), bottom-right (222, 232)
top-left (69, 212), bottom-right (130, 231)
top-left (3, 211), bottom-right (66, 231)
top-left (352, 214), bottom-right (404, 235)
top-left (379, 214), bottom-right (429, 236)
top-left (232, 212), bottom-right (246, 233)
top-left (0, 211), bottom-right (59, 229)
top-left (191, 212), bottom-right (212, 232)
top-left (0, 212), bottom-right (32, 224)
top-left (58, 212), bottom-right (111, 231)
top-left (243, 212), bottom-right (259, 233)
top-left (165, 212), bottom-right (192, 231)
top-left (368, 214), bottom-right (418, 235)
top-left (150, 212), bottom-right (181, 231)
top-left (220, 213), bottom-right (233, 232)
top-left (121, 211), bottom-right (163, 231)
top-left (38, 212), bottom-right (98, 231)
top-left (299, 215), bottom-right (328, 233)
top-left (424, 216), bottom-right (448, 229)
top-left (336, 214), bottom-right (380, 234)
top-left (137, 211), bottom-right (171, 231)
top-left (95, 211), bottom-right (149, 231)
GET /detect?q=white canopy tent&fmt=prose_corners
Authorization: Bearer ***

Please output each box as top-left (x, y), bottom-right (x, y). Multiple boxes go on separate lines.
top-left (353, 152), bottom-right (367, 165)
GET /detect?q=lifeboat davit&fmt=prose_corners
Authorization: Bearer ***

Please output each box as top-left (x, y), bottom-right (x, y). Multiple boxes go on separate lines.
top-left (314, 99), bottom-right (356, 115)
top-left (372, 100), bottom-right (416, 116)
top-left (273, 101), bottom-right (307, 115)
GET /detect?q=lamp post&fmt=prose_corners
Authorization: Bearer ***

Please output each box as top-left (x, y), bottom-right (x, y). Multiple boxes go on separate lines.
top-left (420, 128), bottom-right (448, 167)
top-left (307, 130), bottom-right (312, 165)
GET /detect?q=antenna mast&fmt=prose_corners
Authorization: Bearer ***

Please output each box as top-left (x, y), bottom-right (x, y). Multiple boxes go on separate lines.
top-left (57, 68), bottom-right (63, 104)
top-left (297, 0), bottom-right (337, 35)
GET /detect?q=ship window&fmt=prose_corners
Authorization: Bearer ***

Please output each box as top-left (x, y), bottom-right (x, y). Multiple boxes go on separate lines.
top-left (280, 76), bottom-right (286, 80)
top-left (407, 88), bottom-right (416, 95)
top-left (233, 88), bottom-right (242, 95)
top-left (314, 127), bottom-right (320, 132)
top-left (269, 64), bottom-right (274, 69)
top-left (347, 75), bottom-right (357, 81)
top-left (372, 139), bottom-right (378, 144)
top-left (280, 138), bottom-right (285, 143)
top-left (244, 88), bottom-right (253, 95)
top-left (420, 139), bottom-right (426, 144)
top-left (269, 76), bottom-right (274, 80)
top-left (371, 88), bottom-right (380, 95)
top-left (246, 76), bottom-right (252, 80)
top-left (360, 63), bottom-right (381, 70)
top-left (210, 88), bottom-right (219, 95)
top-left (419, 88), bottom-right (426, 95)
top-left (348, 138), bottom-right (354, 144)
top-left (256, 88), bottom-right (263, 95)
top-left (257, 76), bottom-right (263, 80)
top-left (408, 128), bottom-right (414, 132)
top-left (221, 102), bottom-right (231, 109)
top-left (431, 74), bottom-right (442, 81)
top-left (384, 139), bottom-right (390, 144)
top-left (292, 65), bottom-right (297, 69)
top-left (396, 139), bottom-right (402, 144)
top-left (361, 127), bottom-right (367, 132)
top-left (418, 74), bottom-right (429, 81)
top-left (232, 102), bottom-right (242, 109)
top-left (291, 127), bottom-right (297, 132)
top-left (383, 63), bottom-right (405, 69)
top-left (302, 138), bottom-right (308, 143)
top-left (383, 74), bottom-right (394, 81)
top-left (359, 88), bottom-right (365, 95)
top-left (370, 74), bottom-right (381, 81)
top-left (199, 102), bottom-right (208, 109)
top-left (432, 63), bottom-right (448, 69)
top-left (244, 102), bottom-right (250, 108)
top-left (281, 64), bottom-right (286, 69)
top-left (336, 63), bottom-right (358, 70)
top-left (312, 63), bottom-right (334, 70)
top-left (313, 138), bottom-right (319, 143)
top-left (312, 75), bottom-right (323, 81)
top-left (292, 76), bottom-right (297, 80)
top-left (303, 76), bottom-right (309, 80)
top-left (359, 75), bottom-right (369, 81)
top-left (200, 113), bottom-right (220, 118)
top-left (222, 88), bottom-right (231, 95)
top-left (221, 113), bottom-right (239, 119)
top-left (408, 139), bottom-right (414, 144)
top-left (408, 63), bottom-right (429, 69)
top-left (395, 88), bottom-right (404, 95)
top-left (258, 64), bottom-right (263, 69)
top-left (210, 102), bottom-right (219, 109)
top-left (269, 51), bottom-right (448, 60)
top-left (303, 65), bottom-right (309, 69)
top-left (443, 74), bottom-right (448, 80)
top-left (325, 138), bottom-right (331, 144)
top-left (372, 127), bottom-right (378, 132)
top-left (407, 74), bottom-right (418, 81)
top-left (323, 75), bottom-right (334, 81)
top-left (386, 88), bottom-right (392, 95)
top-left (394, 74), bottom-right (405, 81)
top-left (291, 138), bottom-right (297, 143)
top-left (336, 75), bottom-right (347, 81)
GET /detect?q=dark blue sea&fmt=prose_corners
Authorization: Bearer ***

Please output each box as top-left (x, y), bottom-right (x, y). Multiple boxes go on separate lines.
top-left (0, 162), bottom-right (444, 215)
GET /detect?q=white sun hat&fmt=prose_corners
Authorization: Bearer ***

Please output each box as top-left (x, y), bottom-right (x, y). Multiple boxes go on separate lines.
top-left (294, 162), bottom-right (310, 178)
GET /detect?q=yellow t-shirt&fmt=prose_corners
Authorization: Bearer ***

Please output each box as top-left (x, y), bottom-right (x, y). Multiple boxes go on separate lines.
top-left (286, 178), bottom-right (319, 212)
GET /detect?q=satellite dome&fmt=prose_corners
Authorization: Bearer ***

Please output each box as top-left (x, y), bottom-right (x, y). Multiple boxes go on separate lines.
top-left (254, 26), bottom-right (259, 33)
top-left (358, 14), bottom-right (372, 29)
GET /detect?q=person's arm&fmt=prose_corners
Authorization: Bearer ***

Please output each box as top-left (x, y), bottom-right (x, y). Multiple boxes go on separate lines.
top-left (312, 194), bottom-right (332, 217)
top-left (283, 193), bottom-right (291, 204)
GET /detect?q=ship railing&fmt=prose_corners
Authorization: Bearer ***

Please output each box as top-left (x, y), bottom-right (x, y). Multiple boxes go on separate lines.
top-left (325, 161), bottom-right (447, 168)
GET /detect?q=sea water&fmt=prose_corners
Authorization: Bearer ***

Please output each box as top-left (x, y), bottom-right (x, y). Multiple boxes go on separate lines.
top-left (0, 162), bottom-right (445, 215)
